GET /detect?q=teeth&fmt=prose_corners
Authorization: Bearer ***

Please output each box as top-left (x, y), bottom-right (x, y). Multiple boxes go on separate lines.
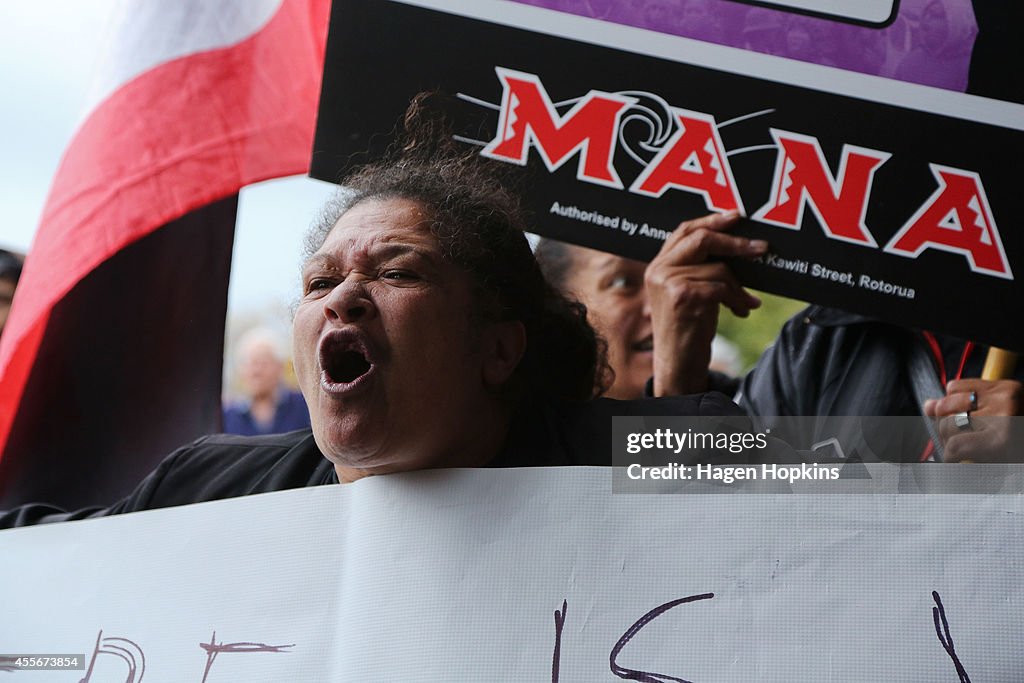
top-left (633, 338), bottom-right (654, 352)
top-left (319, 330), bottom-right (377, 387)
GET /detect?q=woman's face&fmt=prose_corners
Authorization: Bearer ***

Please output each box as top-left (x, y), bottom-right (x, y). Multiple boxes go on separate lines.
top-left (293, 197), bottom-right (497, 480)
top-left (920, 2), bottom-right (950, 52)
top-left (562, 246), bottom-right (653, 400)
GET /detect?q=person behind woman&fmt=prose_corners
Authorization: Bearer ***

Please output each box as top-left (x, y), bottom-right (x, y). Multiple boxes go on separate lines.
top-left (222, 327), bottom-right (310, 436)
top-left (536, 212), bottom-right (767, 400)
top-left (0, 249), bottom-right (24, 339)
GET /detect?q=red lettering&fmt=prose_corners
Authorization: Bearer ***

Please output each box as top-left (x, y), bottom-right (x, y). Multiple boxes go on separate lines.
top-left (753, 130), bottom-right (889, 246)
top-left (885, 165), bottom-right (1012, 279)
top-left (476, 71), bottom-right (1013, 283)
top-left (482, 68), bottom-right (635, 188)
top-left (629, 108), bottom-right (744, 214)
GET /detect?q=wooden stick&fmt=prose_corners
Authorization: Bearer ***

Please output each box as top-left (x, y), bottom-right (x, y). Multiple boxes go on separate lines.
top-left (981, 347), bottom-right (1018, 381)
top-left (957, 348), bottom-right (1019, 463)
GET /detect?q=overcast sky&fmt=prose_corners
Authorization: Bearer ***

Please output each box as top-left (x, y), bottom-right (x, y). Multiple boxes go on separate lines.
top-left (0, 1), bottom-right (337, 321)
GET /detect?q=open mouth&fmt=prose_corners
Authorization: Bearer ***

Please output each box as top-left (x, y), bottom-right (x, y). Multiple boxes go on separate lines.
top-left (631, 335), bottom-right (654, 353)
top-left (326, 349), bottom-right (371, 383)
top-left (319, 330), bottom-right (376, 389)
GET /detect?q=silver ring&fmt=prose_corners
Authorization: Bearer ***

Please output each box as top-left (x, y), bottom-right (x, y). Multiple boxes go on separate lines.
top-left (954, 412), bottom-right (972, 430)
top-left (969, 390), bottom-right (978, 412)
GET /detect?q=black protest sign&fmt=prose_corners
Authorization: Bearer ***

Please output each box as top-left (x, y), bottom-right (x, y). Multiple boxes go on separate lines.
top-left (311, 0), bottom-right (1024, 350)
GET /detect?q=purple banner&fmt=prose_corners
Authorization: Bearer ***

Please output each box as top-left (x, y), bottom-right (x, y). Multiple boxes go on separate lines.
top-left (515, 0), bottom-right (977, 91)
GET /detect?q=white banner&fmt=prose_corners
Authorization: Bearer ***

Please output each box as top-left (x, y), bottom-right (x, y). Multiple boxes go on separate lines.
top-left (2, 467), bottom-right (1022, 681)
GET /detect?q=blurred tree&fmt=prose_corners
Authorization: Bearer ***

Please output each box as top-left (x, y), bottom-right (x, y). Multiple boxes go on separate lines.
top-left (717, 291), bottom-right (806, 371)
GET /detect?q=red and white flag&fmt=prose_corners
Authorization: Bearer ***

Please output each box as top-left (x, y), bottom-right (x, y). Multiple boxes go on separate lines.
top-left (0, 0), bottom-right (330, 507)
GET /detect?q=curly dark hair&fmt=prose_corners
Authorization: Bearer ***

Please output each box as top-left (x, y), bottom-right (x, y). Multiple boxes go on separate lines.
top-left (305, 95), bottom-right (610, 401)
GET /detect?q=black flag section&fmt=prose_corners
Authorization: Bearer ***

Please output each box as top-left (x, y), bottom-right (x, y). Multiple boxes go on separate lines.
top-left (0, 197), bottom-right (237, 509)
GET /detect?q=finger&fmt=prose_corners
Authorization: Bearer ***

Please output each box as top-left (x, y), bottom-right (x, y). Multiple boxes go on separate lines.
top-left (946, 378), bottom-right (991, 394)
top-left (646, 260), bottom-right (741, 295)
top-left (649, 263), bottom-right (759, 313)
top-left (714, 282), bottom-right (762, 317)
top-left (656, 228), bottom-right (767, 266)
top-left (652, 280), bottom-right (747, 317)
top-left (930, 391), bottom-right (975, 418)
top-left (718, 284), bottom-right (762, 318)
top-left (655, 261), bottom-right (744, 288)
top-left (737, 289), bottom-right (763, 312)
top-left (674, 210), bottom-right (742, 237)
top-left (923, 398), bottom-right (937, 417)
top-left (937, 412), bottom-right (995, 443)
top-left (947, 379), bottom-right (1022, 397)
top-left (661, 210), bottom-right (747, 253)
top-left (942, 380), bottom-right (1022, 417)
top-left (943, 427), bottom-right (1003, 463)
top-left (681, 263), bottom-right (762, 309)
top-left (937, 414), bottom-right (967, 443)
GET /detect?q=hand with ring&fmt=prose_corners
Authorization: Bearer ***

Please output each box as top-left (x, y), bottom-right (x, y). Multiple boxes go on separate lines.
top-left (923, 379), bottom-right (1024, 462)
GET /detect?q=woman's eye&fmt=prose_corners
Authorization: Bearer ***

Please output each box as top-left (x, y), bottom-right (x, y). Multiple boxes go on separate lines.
top-left (305, 278), bottom-right (335, 294)
top-left (382, 269), bottom-right (417, 281)
top-left (609, 275), bottom-right (635, 290)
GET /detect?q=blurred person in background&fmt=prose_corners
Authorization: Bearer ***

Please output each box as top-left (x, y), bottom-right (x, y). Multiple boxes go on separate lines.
top-left (0, 249), bottom-right (24, 339)
top-left (679, 0), bottom-right (725, 42)
top-left (638, 0), bottom-right (681, 33)
top-left (783, 15), bottom-right (828, 65)
top-left (222, 327), bottom-right (311, 436)
top-left (894, 0), bottom-right (977, 90)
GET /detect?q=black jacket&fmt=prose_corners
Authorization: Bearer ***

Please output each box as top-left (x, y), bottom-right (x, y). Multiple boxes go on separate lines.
top-left (738, 306), bottom-right (922, 420)
top-left (1, 392), bottom-right (743, 529)
top-left (735, 306), bottom-right (1022, 461)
